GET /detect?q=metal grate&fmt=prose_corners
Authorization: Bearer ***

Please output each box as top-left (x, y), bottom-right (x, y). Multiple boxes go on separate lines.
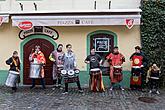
top-left (138, 97), bottom-right (158, 103)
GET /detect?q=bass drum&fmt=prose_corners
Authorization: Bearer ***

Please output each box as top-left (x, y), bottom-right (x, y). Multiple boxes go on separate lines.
top-left (29, 64), bottom-right (42, 78)
top-left (5, 71), bottom-right (19, 87)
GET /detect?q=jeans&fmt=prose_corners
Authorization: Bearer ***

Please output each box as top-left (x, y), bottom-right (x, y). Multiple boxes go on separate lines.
top-left (31, 78), bottom-right (46, 88)
top-left (64, 81), bottom-right (82, 92)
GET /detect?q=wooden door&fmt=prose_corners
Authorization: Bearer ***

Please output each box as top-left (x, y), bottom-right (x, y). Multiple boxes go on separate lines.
top-left (23, 38), bottom-right (55, 85)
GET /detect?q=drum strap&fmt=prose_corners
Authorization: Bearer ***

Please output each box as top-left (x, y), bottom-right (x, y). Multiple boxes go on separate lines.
top-left (12, 57), bottom-right (19, 71)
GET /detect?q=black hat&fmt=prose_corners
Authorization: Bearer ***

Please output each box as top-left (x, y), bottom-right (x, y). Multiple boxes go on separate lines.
top-left (135, 46), bottom-right (141, 50)
top-left (114, 46), bottom-right (118, 49)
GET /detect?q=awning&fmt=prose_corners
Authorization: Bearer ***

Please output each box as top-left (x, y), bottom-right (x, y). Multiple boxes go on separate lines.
top-left (12, 15), bottom-right (141, 27)
top-left (0, 14), bottom-right (9, 26)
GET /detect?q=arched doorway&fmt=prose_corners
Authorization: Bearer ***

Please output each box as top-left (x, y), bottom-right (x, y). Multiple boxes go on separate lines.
top-left (20, 35), bottom-right (57, 85)
top-left (87, 30), bottom-right (117, 75)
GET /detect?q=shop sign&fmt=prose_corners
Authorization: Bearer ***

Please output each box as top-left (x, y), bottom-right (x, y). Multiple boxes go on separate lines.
top-left (19, 26), bottom-right (59, 40)
top-left (0, 17), bottom-right (3, 26)
top-left (18, 21), bottom-right (33, 30)
top-left (95, 38), bottom-right (109, 52)
top-left (125, 19), bottom-right (134, 29)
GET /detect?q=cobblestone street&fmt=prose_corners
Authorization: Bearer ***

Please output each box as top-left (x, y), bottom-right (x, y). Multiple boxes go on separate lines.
top-left (0, 86), bottom-right (165, 110)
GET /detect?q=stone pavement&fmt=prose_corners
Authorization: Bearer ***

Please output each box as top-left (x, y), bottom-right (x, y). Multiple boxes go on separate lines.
top-left (0, 86), bottom-right (165, 110)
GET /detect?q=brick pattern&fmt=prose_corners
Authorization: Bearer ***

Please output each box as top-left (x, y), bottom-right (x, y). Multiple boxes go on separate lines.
top-left (0, 86), bottom-right (164, 110)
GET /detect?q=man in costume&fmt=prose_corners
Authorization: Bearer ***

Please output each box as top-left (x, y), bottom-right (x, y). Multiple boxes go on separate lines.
top-left (6, 51), bottom-right (20, 92)
top-left (130, 46), bottom-right (147, 90)
top-left (146, 63), bottom-right (160, 94)
top-left (106, 46), bottom-right (125, 91)
top-left (29, 45), bottom-right (46, 89)
top-left (85, 48), bottom-right (105, 92)
top-left (49, 44), bottom-right (64, 87)
top-left (62, 44), bottom-right (83, 94)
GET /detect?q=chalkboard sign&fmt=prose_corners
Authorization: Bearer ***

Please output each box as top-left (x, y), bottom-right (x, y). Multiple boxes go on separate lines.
top-left (95, 38), bottom-right (109, 52)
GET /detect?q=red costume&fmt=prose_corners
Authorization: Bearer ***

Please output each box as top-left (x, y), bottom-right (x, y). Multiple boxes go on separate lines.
top-left (106, 53), bottom-right (125, 83)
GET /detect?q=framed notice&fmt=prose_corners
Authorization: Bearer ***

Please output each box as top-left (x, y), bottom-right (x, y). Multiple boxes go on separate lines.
top-left (95, 38), bottom-right (109, 52)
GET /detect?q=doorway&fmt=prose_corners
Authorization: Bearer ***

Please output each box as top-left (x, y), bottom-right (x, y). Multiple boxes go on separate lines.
top-left (21, 35), bottom-right (57, 85)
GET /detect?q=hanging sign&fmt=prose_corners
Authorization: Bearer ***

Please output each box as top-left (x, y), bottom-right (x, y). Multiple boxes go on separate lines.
top-left (18, 21), bottom-right (33, 30)
top-left (125, 19), bottom-right (134, 29)
top-left (19, 26), bottom-right (59, 40)
top-left (95, 38), bottom-right (109, 52)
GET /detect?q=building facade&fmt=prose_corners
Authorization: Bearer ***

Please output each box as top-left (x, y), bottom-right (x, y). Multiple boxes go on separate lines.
top-left (0, 0), bottom-right (141, 87)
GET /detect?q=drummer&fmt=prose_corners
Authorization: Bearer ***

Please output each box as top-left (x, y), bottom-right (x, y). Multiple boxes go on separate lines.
top-left (146, 63), bottom-right (160, 94)
top-left (49, 44), bottom-right (64, 88)
top-left (62, 44), bottom-right (83, 94)
top-left (6, 51), bottom-right (20, 92)
top-left (106, 46), bottom-right (125, 91)
top-left (29, 45), bottom-right (46, 89)
top-left (85, 48), bottom-right (105, 92)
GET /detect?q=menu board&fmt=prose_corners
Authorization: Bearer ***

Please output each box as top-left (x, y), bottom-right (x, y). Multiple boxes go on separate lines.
top-left (95, 38), bottom-right (109, 52)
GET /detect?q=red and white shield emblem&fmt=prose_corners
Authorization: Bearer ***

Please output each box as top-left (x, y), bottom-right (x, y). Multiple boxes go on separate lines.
top-left (0, 17), bottom-right (3, 26)
top-left (125, 19), bottom-right (134, 29)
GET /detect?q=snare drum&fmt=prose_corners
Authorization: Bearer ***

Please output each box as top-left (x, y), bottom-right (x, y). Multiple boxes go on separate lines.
top-left (113, 66), bottom-right (122, 75)
top-left (29, 64), bottom-right (42, 78)
top-left (90, 68), bottom-right (100, 75)
top-left (5, 71), bottom-right (19, 87)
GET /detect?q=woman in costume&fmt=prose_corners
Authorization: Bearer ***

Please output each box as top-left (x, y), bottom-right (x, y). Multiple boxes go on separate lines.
top-left (106, 46), bottom-right (125, 91)
top-left (29, 45), bottom-right (46, 89)
top-left (6, 51), bottom-right (20, 92)
top-left (49, 44), bottom-right (64, 88)
top-left (85, 48), bottom-right (105, 92)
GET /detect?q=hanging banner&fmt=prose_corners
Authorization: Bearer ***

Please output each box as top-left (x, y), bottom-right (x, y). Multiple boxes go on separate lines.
top-left (125, 19), bottom-right (134, 29)
top-left (19, 26), bottom-right (59, 40)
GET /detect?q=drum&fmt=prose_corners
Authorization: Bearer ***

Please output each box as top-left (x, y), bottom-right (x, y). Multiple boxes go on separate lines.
top-left (150, 77), bottom-right (159, 80)
top-left (113, 66), bottom-right (122, 75)
top-left (29, 64), bottom-right (42, 78)
top-left (90, 68), bottom-right (100, 75)
top-left (61, 70), bottom-right (67, 76)
top-left (5, 71), bottom-right (19, 87)
top-left (68, 70), bottom-right (75, 77)
top-left (74, 69), bottom-right (80, 74)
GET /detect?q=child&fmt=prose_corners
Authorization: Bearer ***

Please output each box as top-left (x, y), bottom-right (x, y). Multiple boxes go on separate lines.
top-left (146, 64), bottom-right (160, 94)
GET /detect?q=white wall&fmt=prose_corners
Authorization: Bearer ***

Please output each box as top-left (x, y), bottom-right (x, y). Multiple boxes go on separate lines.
top-left (0, 0), bottom-right (141, 13)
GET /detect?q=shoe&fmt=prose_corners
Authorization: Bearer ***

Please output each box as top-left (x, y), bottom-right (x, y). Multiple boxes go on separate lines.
top-left (120, 87), bottom-right (124, 91)
top-left (55, 84), bottom-right (59, 87)
top-left (42, 87), bottom-right (46, 89)
top-left (110, 87), bottom-right (113, 91)
top-left (30, 86), bottom-right (35, 89)
top-left (62, 92), bottom-right (68, 95)
top-left (149, 90), bottom-right (152, 94)
top-left (156, 91), bottom-right (160, 94)
top-left (78, 90), bottom-right (83, 93)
